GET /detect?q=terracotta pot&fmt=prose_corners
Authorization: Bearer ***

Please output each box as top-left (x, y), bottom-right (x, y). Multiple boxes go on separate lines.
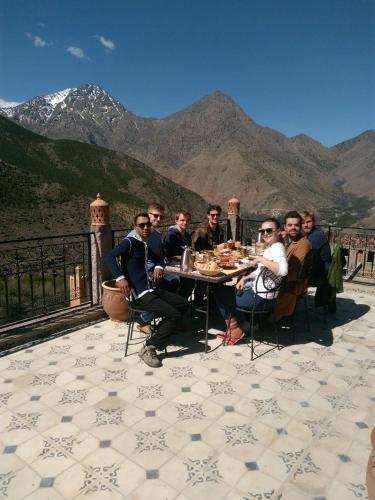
top-left (102, 280), bottom-right (129, 322)
top-left (367, 428), bottom-right (375, 500)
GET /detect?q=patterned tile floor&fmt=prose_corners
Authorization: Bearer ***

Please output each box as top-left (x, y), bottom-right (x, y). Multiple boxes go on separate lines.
top-left (0, 286), bottom-right (374, 499)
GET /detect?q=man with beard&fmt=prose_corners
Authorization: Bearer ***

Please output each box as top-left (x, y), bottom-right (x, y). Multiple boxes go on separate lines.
top-left (274, 211), bottom-right (312, 318)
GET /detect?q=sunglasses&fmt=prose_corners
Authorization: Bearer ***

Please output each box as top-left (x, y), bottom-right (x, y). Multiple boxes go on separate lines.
top-left (137, 222), bottom-right (152, 228)
top-left (259, 228), bottom-right (275, 235)
top-left (149, 213), bottom-right (164, 219)
top-left (209, 213), bottom-right (220, 218)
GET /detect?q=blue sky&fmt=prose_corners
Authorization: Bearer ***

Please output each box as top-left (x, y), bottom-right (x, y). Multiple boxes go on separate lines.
top-left (1, 0), bottom-right (374, 146)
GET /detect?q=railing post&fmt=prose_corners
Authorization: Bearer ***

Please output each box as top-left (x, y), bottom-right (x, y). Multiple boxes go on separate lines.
top-left (227, 196), bottom-right (241, 241)
top-left (90, 194), bottom-right (112, 305)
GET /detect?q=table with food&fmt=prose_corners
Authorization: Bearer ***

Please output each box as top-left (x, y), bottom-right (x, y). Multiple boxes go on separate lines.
top-left (165, 241), bottom-right (263, 351)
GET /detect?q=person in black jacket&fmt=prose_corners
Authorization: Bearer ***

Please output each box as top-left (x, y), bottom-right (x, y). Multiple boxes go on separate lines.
top-left (164, 210), bottom-right (192, 260)
top-left (105, 213), bottom-right (188, 367)
top-left (164, 210), bottom-right (195, 298)
top-left (301, 211), bottom-right (331, 286)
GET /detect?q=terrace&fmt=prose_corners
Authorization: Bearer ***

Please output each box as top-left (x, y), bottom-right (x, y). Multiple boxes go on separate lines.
top-left (0, 283), bottom-right (374, 499)
top-left (0, 196), bottom-right (374, 499)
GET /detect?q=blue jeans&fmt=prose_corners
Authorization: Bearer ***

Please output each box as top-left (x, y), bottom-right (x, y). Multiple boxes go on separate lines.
top-left (214, 284), bottom-right (269, 321)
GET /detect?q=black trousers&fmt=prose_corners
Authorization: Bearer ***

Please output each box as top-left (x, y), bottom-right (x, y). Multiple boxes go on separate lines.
top-left (164, 277), bottom-right (195, 299)
top-left (133, 289), bottom-right (189, 348)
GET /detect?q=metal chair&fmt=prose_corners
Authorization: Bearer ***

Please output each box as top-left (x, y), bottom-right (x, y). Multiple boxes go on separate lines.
top-left (125, 300), bottom-right (166, 357)
top-left (234, 267), bottom-right (284, 360)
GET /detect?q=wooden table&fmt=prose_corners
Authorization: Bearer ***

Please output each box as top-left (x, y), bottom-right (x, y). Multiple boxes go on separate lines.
top-left (165, 264), bottom-right (254, 351)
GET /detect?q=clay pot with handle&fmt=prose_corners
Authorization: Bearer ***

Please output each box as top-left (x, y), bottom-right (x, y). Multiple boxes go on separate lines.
top-left (102, 280), bottom-right (129, 321)
top-left (367, 428), bottom-right (375, 500)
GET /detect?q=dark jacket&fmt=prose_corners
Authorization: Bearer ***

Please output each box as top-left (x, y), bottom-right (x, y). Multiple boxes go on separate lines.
top-left (164, 226), bottom-right (192, 261)
top-left (307, 227), bottom-right (332, 286)
top-left (105, 236), bottom-right (164, 296)
top-left (192, 223), bottom-right (224, 251)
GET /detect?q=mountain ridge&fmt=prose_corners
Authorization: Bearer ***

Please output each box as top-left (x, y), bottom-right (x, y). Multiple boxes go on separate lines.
top-left (0, 115), bottom-right (206, 239)
top-left (1, 84), bottom-right (374, 224)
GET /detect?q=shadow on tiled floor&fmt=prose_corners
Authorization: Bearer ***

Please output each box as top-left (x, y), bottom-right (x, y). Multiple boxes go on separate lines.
top-left (0, 286), bottom-right (374, 499)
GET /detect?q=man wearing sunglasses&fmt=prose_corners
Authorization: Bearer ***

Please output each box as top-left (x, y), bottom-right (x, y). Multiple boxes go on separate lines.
top-left (106, 213), bottom-right (188, 367)
top-left (191, 204), bottom-right (224, 306)
top-left (127, 203), bottom-right (166, 335)
top-left (192, 204), bottom-right (224, 252)
top-left (274, 210), bottom-right (312, 318)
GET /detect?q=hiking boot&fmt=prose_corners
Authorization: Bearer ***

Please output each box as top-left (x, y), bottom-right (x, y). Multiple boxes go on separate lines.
top-left (138, 345), bottom-right (162, 368)
top-left (137, 323), bottom-right (151, 335)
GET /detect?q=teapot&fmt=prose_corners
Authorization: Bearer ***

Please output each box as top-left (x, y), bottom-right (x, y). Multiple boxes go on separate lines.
top-left (180, 246), bottom-right (195, 272)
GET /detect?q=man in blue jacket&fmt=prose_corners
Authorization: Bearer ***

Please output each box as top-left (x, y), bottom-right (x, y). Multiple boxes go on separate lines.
top-left (127, 203), bottom-right (165, 334)
top-left (301, 211), bottom-right (331, 286)
top-left (106, 213), bottom-right (189, 367)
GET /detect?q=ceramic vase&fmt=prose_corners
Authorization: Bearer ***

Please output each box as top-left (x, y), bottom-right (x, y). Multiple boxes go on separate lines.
top-left (102, 280), bottom-right (129, 322)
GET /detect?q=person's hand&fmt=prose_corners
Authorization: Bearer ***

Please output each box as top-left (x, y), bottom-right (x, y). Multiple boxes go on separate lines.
top-left (117, 278), bottom-right (130, 297)
top-left (249, 256), bottom-right (262, 267)
top-left (235, 276), bottom-right (247, 290)
top-left (153, 267), bottom-right (163, 284)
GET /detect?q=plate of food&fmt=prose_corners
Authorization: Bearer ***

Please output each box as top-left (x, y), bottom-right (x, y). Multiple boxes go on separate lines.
top-left (195, 262), bottom-right (222, 276)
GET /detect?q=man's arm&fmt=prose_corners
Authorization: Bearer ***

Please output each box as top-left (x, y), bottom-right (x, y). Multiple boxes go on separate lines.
top-left (164, 231), bottom-right (181, 260)
top-left (105, 238), bottom-right (132, 295)
top-left (192, 227), bottom-right (207, 251)
top-left (320, 241), bottom-right (332, 273)
top-left (147, 244), bottom-right (165, 284)
top-left (105, 238), bottom-right (131, 279)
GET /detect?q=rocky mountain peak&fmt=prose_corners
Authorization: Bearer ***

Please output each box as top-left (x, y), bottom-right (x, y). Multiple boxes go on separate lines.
top-left (333, 129), bottom-right (375, 153)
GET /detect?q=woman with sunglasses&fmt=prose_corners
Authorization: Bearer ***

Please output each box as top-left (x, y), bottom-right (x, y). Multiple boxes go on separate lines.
top-left (214, 217), bottom-right (288, 345)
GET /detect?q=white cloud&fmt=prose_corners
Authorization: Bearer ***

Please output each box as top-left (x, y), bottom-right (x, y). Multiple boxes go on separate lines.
top-left (67, 46), bottom-right (86, 59)
top-left (0, 98), bottom-right (22, 108)
top-left (26, 32), bottom-right (48, 48)
top-left (99, 36), bottom-right (115, 50)
top-left (34, 36), bottom-right (47, 47)
top-left (38, 22), bottom-right (46, 28)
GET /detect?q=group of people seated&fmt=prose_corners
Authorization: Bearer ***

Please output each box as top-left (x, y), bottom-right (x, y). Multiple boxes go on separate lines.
top-left (105, 203), bottom-right (331, 367)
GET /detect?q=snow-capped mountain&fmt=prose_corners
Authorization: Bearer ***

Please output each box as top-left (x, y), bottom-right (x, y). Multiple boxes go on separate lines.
top-left (0, 84), bottom-right (150, 146)
top-left (2, 88), bottom-right (74, 126)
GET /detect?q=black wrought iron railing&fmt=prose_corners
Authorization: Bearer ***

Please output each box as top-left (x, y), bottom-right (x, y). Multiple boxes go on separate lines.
top-left (1, 217), bottom-right (374, 329)
top-left (328, 225), bottom-right (375, 280)
top-left (0, 232), bottom-right (93, 327)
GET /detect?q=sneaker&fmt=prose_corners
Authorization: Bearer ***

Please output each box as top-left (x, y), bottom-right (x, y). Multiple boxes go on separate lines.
top-left (137, 323), bottom-right (151, 335)
top-left (138, 345), bottom-right (162, 368)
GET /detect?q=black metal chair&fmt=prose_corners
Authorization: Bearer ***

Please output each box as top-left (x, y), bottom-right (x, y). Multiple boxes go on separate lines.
top-left (125, 299), bottom-right (166, 357)
top-left (234, 267), bottom-right (284, 360)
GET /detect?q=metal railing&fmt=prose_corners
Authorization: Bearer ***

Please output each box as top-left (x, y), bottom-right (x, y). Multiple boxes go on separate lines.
top-left (0, 232), bottom-right (93, 327)
top-left (327, 225), bottom-right (375, 280)
top-left (1, 218), bottom-right (374, 329)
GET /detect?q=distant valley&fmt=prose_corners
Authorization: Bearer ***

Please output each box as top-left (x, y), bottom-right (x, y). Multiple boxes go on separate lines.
top-left (1, 84), bottom-right (374, 234)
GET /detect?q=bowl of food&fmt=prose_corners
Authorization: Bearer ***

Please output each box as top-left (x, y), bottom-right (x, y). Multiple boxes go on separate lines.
top-left (195, 262), bottom-right (222, 276)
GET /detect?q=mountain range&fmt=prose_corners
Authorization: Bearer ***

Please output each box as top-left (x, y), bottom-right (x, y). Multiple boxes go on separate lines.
top-left (0, 116), bottom-right (206, 240)
top-left (2, 83), bottom-right (374, 226)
